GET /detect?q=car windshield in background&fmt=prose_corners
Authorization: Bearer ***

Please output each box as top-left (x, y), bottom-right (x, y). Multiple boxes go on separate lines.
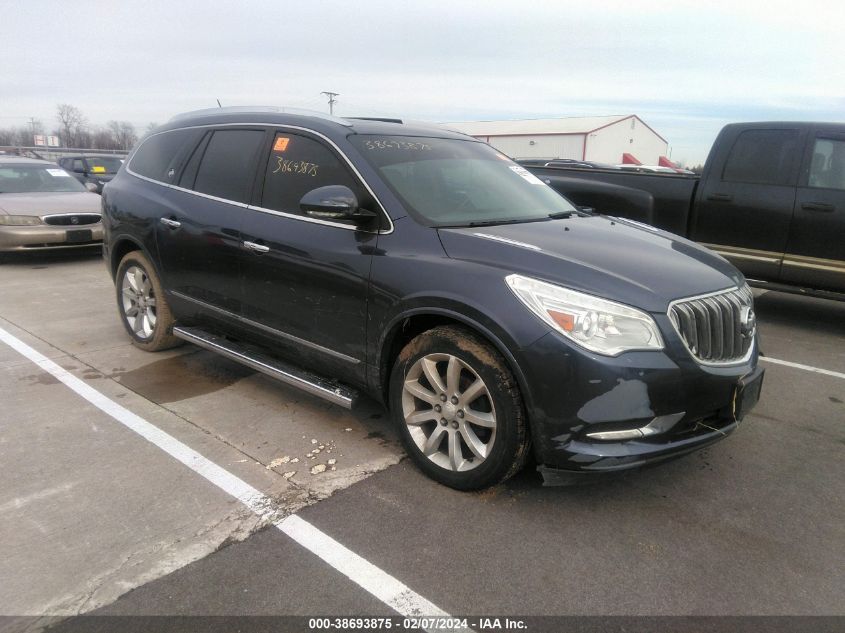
top-left (0, 165), bottom-right (88, 193)
top-left (86, 156), bottom-right (124, 173)
top-left (349, 135), bottom-right (578, 226)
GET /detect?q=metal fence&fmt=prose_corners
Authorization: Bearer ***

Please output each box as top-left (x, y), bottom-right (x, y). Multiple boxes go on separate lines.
top-left (0, 146), bottom-right (129, 163)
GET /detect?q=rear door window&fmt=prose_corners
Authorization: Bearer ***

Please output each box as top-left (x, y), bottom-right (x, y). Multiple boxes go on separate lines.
top-left (722, 129), bottom-right (800, 186)
top-left (808, 138), bottom-right (845, 190)
top-left (193, 129), bottom-right (265, 203)
top-left (259, 132), bottom-right (362, 216)
top-left (129, 128), bottom-right (201, 183)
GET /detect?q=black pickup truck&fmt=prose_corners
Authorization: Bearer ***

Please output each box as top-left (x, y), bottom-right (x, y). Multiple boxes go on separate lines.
top-left (525, 122), bottom-right (845, 300)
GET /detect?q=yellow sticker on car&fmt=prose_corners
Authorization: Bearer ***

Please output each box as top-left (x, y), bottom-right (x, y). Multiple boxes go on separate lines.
top-left (91, 166), bottom-right (106, 173)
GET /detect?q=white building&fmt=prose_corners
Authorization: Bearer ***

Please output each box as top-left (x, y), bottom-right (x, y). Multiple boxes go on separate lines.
top-left (442, 114), bottom-right (669, 165)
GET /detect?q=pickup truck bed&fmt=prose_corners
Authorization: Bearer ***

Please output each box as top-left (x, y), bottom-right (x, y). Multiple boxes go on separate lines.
top-left (529, 166), bottom-right (698, 236)
top-left (524, 121), bottom-right (845, 299)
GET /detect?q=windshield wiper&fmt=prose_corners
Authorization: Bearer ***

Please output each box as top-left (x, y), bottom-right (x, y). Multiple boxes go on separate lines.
top-left (548, 211), bottom-right (574, 219)
top-left (463, 217), bottom-right (551, 227)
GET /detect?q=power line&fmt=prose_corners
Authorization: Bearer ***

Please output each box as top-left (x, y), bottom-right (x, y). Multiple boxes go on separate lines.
top-left (320, 91), bottom-right (339, 115)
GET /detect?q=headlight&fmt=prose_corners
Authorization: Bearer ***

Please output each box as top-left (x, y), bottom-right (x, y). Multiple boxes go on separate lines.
top-left (506, 274), bottom-right (664, 356)
top-left (0, 215), bottom-right (43, 226)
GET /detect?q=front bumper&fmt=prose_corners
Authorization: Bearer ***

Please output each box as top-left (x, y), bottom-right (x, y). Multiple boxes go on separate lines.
top-left (518, 318), bottom-right (762, 479)
top-left (0, 223), bottom-right (104, 252)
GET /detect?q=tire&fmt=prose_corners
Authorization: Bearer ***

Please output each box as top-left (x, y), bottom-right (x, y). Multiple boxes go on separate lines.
top-left (389, 325), bottom-right (531, 490)
top-left (115, 250), bottom-right (181, 352)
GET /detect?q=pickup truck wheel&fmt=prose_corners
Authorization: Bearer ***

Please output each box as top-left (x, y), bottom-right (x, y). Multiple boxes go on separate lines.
top-left (115, 251), bottom-right (181, 352)
top-left (390, 326), bottom-right (530, 490)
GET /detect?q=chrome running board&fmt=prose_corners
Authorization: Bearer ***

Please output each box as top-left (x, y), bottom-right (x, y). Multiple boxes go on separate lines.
top-left (172, 326), bottom-right (357, 409)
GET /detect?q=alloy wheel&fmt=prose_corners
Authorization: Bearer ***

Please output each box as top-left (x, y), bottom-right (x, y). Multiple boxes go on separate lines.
top-left (120, 265), bottom-right (157, 340)
top-left (401, 353), bottom-right (497, 472)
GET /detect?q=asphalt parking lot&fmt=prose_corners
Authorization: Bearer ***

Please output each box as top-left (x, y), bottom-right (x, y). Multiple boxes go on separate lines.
top-left (1, 249), bottom-right (843, 630)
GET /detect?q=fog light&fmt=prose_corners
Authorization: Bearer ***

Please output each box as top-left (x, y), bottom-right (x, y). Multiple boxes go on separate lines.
top-left (586, 412), bottom-right (686, 441)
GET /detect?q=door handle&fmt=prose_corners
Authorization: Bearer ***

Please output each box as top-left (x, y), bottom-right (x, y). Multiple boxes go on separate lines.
top-left (801, 202), bottom-right (835, 212)
top-left (243, 241), bottom-right (270, 253)
top-left (707, 193), bottom-right (734, 202)
top-left (159, 217), bottom-right (181, 229)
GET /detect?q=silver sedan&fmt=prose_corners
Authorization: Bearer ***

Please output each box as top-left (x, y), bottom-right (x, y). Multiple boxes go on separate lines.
top-left (0, 157), bottom-right (104, 252)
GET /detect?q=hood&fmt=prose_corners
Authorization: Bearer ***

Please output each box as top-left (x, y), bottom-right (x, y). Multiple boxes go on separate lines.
top-left (437, 215), bottom-right (744, 313)
top-left (0, 192), bottom-right (102, 216)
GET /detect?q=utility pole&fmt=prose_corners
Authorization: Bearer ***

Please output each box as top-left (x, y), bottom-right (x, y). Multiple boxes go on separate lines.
top-left (321, 91), bottom-right (339, 115)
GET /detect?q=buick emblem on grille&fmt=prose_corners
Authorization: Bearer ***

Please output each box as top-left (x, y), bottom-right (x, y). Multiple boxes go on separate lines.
top-left (740, 306), bottom-right (756, 337)
top-left (70, 216), bottom-right (79, 225)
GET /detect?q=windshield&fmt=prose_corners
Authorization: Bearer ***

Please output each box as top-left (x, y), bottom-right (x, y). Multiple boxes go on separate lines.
top-left (85, 156), bottom-right (123, 173)
top-left (349, 135), bottom-right (578, 226)
top-left (0, 165), bottom-right (88, 193)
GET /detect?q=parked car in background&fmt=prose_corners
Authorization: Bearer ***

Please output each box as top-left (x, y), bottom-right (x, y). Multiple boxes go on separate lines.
top-left (616, 164), bottom-right (680, 174)
top-left (58, 154), bottom-right (125, 193)
top-left (518, 159), bottom-right (619, 170)
top-left (527, 121), bottom-right (845, 300)
top-left (0, 157), bottom-right (103, 253)
top-left (546, 159), bottom-right (620, 170)
top-left (102, 107), bottom-right (763, 490)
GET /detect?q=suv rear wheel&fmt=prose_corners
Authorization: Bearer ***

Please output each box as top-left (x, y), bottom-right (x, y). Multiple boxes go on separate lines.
top-left (390, 326), bottom-right (530, 490)
top-left (115, 251), bottom-right (181, 351)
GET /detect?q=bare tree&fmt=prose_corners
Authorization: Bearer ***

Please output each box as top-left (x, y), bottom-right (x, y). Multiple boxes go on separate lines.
top-left (107, 121), bottom-right (137, 150)
top-left (56, 103), bottom-right (87, 147)
top-left (91, 128), bottom-right (117, 150)
top-left (0, 124), bottom-right (42, 146)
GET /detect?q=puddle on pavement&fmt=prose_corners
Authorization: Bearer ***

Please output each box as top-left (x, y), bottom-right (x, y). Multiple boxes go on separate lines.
top-left (112, 350), bottom-right (254, 404)
top-left (19, 373), bottom-right (60, 386)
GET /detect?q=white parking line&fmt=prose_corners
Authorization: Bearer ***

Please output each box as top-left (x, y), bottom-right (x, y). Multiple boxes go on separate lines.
top-left (0, 325), bottom-right (458, 627)
top-left (761, 356), bottom-right (845, 380)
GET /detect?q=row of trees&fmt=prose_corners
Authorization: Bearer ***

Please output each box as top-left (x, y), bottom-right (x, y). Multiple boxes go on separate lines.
top-left (0, 104), bottom-right (153, 151)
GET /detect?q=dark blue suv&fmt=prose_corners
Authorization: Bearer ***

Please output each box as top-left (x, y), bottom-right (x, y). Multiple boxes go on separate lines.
top-left (101, 107), bottom-right (763, 489)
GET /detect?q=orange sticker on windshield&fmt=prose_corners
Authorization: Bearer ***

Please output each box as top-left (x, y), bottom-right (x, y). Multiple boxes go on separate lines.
top-left (273, 137), bottom-right (290, 152)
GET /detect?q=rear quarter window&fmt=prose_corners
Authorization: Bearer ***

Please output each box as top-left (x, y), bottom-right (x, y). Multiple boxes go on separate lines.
top-left (129, 128), bottom-right (202, 183)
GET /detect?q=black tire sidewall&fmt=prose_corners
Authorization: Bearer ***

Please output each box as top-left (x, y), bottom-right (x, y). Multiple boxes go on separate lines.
top-left (389, 327), bottom-right (527, 490)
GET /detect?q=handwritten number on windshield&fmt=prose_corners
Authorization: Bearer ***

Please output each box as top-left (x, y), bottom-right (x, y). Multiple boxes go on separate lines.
top-left (364, 140), bottom-right (431, 151)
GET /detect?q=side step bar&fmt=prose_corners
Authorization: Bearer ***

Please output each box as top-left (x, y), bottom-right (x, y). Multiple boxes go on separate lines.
top-left (172, 326), bottom-right (358, 409)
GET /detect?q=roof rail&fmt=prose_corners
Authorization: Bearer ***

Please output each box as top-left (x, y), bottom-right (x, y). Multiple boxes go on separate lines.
top-left (168, 106), bottom-right (352, 126)
top-left (346, 116), bottom-right (404, 124)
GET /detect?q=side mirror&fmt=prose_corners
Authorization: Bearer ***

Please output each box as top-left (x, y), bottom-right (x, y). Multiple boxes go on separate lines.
top-left (299, 185), bottom-right (376, 223)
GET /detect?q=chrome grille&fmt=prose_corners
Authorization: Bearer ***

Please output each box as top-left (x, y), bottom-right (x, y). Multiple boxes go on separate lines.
top-left (43, 213), bottom-right (101, 226)
top-left (669, 285), bottom-right (755, 364)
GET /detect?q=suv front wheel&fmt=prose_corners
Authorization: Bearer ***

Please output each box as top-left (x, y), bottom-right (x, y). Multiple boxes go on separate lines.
top-left (115, 251), bottom-right (181, 352)
top-left (390, 325), bottom-right (531, 490)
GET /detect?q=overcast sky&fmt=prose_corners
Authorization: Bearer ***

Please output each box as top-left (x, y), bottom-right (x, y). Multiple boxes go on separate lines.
top-left (3, 0), bottom-right (843, 164)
